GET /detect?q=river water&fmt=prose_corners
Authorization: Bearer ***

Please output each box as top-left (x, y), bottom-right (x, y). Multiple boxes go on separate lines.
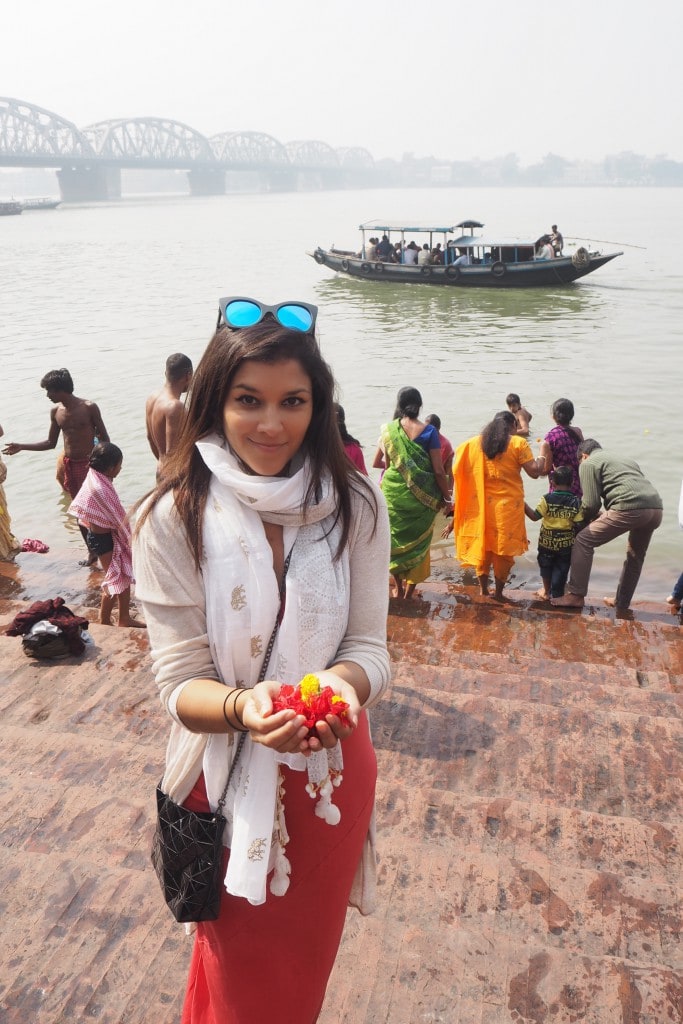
top-left (1, 185), bottom-right (681, 603)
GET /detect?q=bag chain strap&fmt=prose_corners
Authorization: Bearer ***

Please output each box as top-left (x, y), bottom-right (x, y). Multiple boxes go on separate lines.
top-left (216, 544), bottom-right (294, 816)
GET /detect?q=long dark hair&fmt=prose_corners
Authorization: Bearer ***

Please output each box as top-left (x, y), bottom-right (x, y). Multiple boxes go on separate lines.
top-left (136, 320), bottom-right (375, 565)
top-left (480, 410), bottom-right (516, 459)
top-left (393, 386), bottom-right (422, 420)
top-left (335, 403), bottom-right (361, 446)
top-left (552, 398), bottom-right (581, 442)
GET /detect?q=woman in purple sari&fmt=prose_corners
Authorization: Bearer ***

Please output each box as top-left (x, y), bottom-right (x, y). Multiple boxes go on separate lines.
top-left (538, 399), bottom-right (584, 497)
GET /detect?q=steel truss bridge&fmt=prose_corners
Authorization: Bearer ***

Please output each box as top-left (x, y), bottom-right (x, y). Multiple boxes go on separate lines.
top-left (0, 97), bottom-right (376, 200)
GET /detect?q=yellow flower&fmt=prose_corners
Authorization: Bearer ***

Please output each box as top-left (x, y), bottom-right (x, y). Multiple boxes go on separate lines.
top-left (299, 673), bottom-right (321, 705)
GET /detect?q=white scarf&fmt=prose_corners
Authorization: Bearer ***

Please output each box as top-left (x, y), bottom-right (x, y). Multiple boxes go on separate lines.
top-left (196, 435), bottom-right (349, 905)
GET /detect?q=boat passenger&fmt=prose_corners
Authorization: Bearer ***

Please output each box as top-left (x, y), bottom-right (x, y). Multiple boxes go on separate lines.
top-left (365, 237), bottom-right (378, 261)
top-left (377, 234), bottom-right (393, 261)
top-left (453, 248), bottom-right (471, 267)
top-left (403, 242), bottom-right (419, 266)
top-left (417, 244), bottom-right (431, 267)
top-left (431, 243), bottom-right (444, 265)
top-left (535, 235), bottom-right (554, 260)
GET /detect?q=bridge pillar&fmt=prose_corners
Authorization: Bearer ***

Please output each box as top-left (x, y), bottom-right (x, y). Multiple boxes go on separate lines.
top-left (57, 165), bottom-right (121, 202)
top-left (265, 168), bottom-right (298, 192)
top-left (187, 167), bottom-right (226, 196)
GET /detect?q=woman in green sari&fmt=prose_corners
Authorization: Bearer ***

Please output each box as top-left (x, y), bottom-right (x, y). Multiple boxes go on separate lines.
top-left (373, 387), bottom-right (452, 599)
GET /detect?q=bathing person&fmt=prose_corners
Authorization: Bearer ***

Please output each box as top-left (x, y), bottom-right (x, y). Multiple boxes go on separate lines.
top-left (133, 296), bottom-right (390, 1023)
top-left (552, 440), bottom-right (663, 611)
top-left (69, 442), bottom-right (144, 628)
top-left (506, 393), bottom-right (532, 438)
top-left (374, 386), bottom-right (452, 599)
top-left (145, 352), bottom-right (193, 477)
top-left (525, 465), bottom-right (584, 599)
top-left (425, 413), bottom-right (454, 478)
top-left (2, 368), bottom-right (109, 563)
top-left (446, 411), bottom-right (543, 599)
top-left (538, 398), bottom-right (584, 497)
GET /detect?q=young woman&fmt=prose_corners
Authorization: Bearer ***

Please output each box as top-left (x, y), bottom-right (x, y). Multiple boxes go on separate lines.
top-left (133, 298), bottom-right (390, 1024)
top-left (373, 386), bottom-right (452, 600)
top-left (446, 410), bottom-right (544, 599)
top-left (538, 398), bottom-right (585, 497)
top-left (335, 402), bottom-right (367, 475)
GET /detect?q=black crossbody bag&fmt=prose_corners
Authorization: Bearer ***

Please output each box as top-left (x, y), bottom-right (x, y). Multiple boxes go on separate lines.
top-left (151, 548), bottom-right (293, 923)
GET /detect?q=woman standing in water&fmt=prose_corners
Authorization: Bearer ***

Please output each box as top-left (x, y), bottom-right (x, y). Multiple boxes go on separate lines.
top-left (0, 422), bottom-right (20, 561)
top-left (373, 386), bottom-right (452, 599)
top-left (133, 297), bottom-right (390, 1024)
top-left (447, 410), bottom-right (543, 599)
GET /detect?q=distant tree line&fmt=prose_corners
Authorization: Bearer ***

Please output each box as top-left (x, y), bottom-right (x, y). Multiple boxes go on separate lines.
top-left (374, 151), bottom-right (683, 187)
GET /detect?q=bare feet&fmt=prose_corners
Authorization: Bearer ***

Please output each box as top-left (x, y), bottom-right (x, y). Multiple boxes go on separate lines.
top-left (551, 593), bottom-right (585, 608)
top-left (404, 583), bottom-right (417, 600)
top-left (666, 594), bottom-right (681, 610)
top-left (533, 589), bottom-right (550, 601)
top-left (603, 596), bottom-right (629, 611)
top-left (119, 617), bottom-right (147, 628)
top-left (79, 554), bottom-right (98, 567)
top-left (477, 573), bottom-right (490, 596)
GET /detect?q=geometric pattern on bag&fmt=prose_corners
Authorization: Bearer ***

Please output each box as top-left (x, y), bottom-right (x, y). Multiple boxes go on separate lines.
top-left (151, 786), bottom-right (227, 923)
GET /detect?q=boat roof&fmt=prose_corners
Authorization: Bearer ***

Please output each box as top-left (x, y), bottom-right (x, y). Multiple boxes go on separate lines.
top-left (359, 219), bottom-right (485, 234)
top-left (449, 234), bottom-right (537, 247)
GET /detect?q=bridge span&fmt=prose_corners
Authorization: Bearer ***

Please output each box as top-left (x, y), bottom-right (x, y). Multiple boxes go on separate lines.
top-left (0, 97), bottom-right (377, 200)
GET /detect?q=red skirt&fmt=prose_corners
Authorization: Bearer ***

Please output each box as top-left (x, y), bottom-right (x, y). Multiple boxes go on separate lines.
top-left (181, 713), bottom-right (376, 1024)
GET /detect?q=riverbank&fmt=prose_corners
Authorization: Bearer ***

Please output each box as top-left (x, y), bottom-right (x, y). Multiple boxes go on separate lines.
top-left (1, 560), bottom-right (681, 1022)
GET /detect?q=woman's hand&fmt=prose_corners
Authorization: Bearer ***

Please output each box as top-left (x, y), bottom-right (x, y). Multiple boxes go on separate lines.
top-left (240, 681), bottom-right (310, 754)
top-left (441, 517), bottom-right (454, 538)
top-left (302, 669), bottom-right (361, 753)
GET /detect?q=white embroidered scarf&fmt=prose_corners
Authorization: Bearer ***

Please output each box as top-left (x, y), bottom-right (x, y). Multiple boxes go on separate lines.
top-left (196, 435), bottom-right (349, 905)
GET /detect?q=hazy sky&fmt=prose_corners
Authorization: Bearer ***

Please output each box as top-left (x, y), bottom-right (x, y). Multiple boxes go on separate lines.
top-left (4, 0), bottom-right (681, 165)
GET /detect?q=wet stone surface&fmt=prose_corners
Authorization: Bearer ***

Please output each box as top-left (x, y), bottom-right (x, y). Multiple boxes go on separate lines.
top-left (0, 577), bottom-right (681, 1023)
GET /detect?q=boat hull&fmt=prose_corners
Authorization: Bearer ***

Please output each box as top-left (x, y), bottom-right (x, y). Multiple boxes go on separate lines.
top-left (309, 249), bottom-right (621, 287)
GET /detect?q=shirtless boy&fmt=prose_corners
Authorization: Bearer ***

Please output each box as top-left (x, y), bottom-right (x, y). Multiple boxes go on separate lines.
top-left (145, 353), bottom-right (193, 475)
top-left (3, 367), bottom-right (109, 562)
top-left (506, 393), bottom-right (532, 438)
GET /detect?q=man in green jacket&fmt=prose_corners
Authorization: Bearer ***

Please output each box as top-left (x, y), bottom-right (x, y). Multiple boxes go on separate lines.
top-left (551, 439), bottom-right (663, 612)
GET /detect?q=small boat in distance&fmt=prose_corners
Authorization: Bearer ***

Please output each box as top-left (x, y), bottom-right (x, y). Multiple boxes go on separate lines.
top-left (0, 200), bottom-right (23, 216)
top-left (309, 219), bottom-right (622, 287)
top-left (21, 197), bottom-right (61, 211)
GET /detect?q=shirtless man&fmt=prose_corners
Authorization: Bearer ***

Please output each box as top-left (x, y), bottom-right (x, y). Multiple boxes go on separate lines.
top-left (145, 353), bottom-right (193, 476)
top-left (2, 367), bottom-right (109, 563)
top-left (506, 393), bottom-right (532, 438)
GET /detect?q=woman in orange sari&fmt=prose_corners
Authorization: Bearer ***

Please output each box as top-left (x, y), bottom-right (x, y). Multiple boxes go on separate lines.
top-left (447, 411), bottom-right (544, 598)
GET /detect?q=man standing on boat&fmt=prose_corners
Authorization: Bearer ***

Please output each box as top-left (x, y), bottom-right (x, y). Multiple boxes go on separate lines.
top-left (550, 224), bottom-right (564, 255)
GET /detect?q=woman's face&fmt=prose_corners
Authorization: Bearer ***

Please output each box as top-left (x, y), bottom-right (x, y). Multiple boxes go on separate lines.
top-left (223, 357), bottom-right (313, 476)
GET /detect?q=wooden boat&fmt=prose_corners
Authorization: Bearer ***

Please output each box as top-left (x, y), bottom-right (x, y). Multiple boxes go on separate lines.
top-left (0, 200), bottom-right (23, 216)
top-left (309, 219), bottom-right (622, 287)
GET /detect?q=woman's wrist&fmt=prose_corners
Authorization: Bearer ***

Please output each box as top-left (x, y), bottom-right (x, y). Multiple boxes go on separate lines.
top-left (222, 687), bottom-right (250, 732)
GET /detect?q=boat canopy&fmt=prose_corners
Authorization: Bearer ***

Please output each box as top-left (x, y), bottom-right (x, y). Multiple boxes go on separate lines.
top-left (359, 220), bottom-right (460, 234)
top-left (448, 234), bottom-right (537, 248)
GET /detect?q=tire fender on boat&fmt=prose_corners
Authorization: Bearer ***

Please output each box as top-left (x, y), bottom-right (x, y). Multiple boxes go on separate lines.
top-left (445, 265), bottom-right (460, 279)
top-left (420, 266), bottom-right (432, 277)
top-left (572, 247), bottom-right (590, 269)
top-left (491, 261), bottom-right (506, 278)
top-left (340, 259), bottom-right (350, 271)
top-left (314, 249), bottom-right (325, 265)
top-left (374, 262), bottom-right (384, 273)
top-left (360, 262), bottom-right (371, 274)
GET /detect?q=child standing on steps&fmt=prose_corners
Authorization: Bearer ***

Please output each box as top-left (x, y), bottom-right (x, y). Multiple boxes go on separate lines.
top-left (525, 465), bottom-right (584, 600)
top-left (69, 442), bottom-right (145, 628)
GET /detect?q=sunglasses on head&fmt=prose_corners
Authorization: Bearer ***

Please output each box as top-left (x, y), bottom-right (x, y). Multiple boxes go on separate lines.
top-left (217, 297), bottom-right (318, 334)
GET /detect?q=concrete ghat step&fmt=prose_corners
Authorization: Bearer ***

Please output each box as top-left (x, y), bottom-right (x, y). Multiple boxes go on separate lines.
top-left (323, 835), bottom-right (683, 1024)
top-left (370, 685), bottom-right (682, 825)
top-left (390, 660), bottom-right (683, 716)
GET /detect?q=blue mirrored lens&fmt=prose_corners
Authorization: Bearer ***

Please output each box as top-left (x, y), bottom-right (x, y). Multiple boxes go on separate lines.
top-left (277, 304), bottom-right (313, 332)
top-left (225, 300), bottom-right (262, 328)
